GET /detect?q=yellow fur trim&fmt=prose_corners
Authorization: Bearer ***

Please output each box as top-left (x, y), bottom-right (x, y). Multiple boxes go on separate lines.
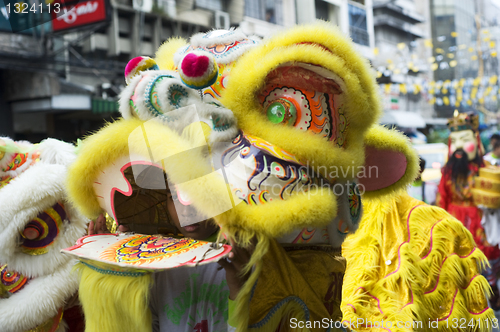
top-left (181, 121), bottom-right (212, 148)
top-left (362, 125), bottom-right (420, 199)
top-left (233, 235), bottom-right (267, 332)
top-left (155, 37), bottom-right (188, 70)
top-left (76, 263), bottom-right (153, 332)
top-left (342, 193), bottom-right (494, 332)
top-left (221, 22), bottom-right (381, 180)
top-left (217, 187), bottom-right (337, 241)
top-left (66, 118), bottom-right (146, 219)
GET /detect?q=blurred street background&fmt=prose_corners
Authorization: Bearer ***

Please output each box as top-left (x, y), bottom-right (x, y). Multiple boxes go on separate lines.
top-left (0, 0), bottom-right (500, 150)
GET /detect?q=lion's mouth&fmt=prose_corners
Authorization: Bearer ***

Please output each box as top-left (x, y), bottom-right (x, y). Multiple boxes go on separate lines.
top-left (261, 63), bottom-right (343, 96)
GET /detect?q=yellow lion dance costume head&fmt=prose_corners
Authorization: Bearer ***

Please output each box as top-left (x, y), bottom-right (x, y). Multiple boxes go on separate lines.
top-left (66, 22), bottom-right (493, 332)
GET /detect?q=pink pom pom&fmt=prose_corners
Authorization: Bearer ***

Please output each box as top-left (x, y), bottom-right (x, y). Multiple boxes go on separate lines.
top-left (124, 56), bottom-right (159, 84)
top-left (181, 53), bottom-right (210, 78)
top-left (178, 51), bottom-right (218, 89)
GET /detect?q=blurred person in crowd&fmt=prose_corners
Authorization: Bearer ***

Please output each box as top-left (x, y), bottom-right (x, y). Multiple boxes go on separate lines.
top-left (438, 112), bottom-right (500, 308)
top-left (437, 112), bottom-right (500, 260)
top-left (484, 134), bottom-right (500, 166)
top-left (408, 157), bottom-right (437, 205)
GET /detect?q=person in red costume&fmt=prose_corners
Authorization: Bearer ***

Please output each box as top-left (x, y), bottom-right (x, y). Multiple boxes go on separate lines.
top-left (438, 111), bottom-right (500, 308)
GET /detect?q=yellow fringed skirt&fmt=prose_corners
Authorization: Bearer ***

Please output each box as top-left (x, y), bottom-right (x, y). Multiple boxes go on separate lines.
top-left (342, 192), bottom-right (494, 332)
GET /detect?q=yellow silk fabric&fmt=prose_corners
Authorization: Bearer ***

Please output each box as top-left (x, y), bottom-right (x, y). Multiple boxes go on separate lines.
top-left (248, 240), bottom-right (346, 331)
top-left (342, 193), bottom-right (493, 332)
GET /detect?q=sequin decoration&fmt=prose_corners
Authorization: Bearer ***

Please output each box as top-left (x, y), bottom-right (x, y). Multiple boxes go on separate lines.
top-left (1, 150), bottom-right (40, 173)
top-left (203, 63), bottom-right (233, 101)
top-left (0, 264), bottom-right (30, 298)
top-left (149, 78), bottom-right (164, 111)
top-left (336, 107), bottom-right (347, 148)
top-left (1, 149), bottom-right (40, 188)
top-left (168, 84), bottom-right (188, 108)
top-left (292, 228), bottom-right (317, 244)
top-left (2, 152), bottom-right (27, 172)
top-left (180, 36), bottom-right (257, 63)
top-left (100, 235), bottom-right (204, 265)
top-left (145, 75), bottom-right (174, 116)
top-left (259, 85), bottom-right (344, 144)
top-left (212, 114), bottom-right (231, 132)
top-left (245, 134), bottom-right (302, 164)
top-left (257, 64), bottom-right (348, 147)
top-left (348, 182), bottom-right (361, 224)
top-left (0, 175), bottom-right (13, 189)
top-left (20, 202), bottom-right (66, 255)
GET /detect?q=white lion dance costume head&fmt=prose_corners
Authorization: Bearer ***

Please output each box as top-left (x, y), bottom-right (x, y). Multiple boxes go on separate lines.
top-left (0, 137), bottom-right (88, 332)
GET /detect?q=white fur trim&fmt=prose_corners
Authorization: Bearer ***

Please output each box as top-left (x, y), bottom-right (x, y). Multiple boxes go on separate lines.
top-left (0, 137), bottom-right (37, 178)
top-left (173, 28), bottom-right (257, 66)
top-left (155, 73), bottom-right (202, 114)
top-left (126, 71), bottom-right (183, 122)
top-left (0, 162), bottom-right (88, 276)
top-left (209, 126), bottom-right (239, 145)
top-left (38, 139), bottom-right (76, 166)
top-left (119, 74), bottom-right (144, 119)
top-left (119, 70), bottom-right (238, 147)
top-left (0, 259), bottom-right (78, 332)
top-left (190, 28), bottom-right (248, 48)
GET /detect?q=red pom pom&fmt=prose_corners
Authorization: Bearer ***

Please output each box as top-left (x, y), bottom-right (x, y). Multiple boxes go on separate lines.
top-left (181, 53), bottom-right (210, 78)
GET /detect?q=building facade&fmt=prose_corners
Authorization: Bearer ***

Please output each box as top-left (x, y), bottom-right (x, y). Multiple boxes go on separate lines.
top-left (429, 0), bottom-right (478, 118)
top-left (372, 0), bottom-right (434, 125)
top-left (1, 0), bottom-right (383, 141)
top-left (0, 0), bottom-right (301, 141)
top-left (297, 0), bottom-right (375, 60)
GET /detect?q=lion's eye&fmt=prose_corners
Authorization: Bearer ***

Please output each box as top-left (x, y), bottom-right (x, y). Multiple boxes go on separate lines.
top-left (266, 99), bottom-right (297, 126)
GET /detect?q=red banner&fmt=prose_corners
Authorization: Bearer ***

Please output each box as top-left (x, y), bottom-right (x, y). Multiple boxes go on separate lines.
top-left (51, 0), bottom-right (108, 32)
